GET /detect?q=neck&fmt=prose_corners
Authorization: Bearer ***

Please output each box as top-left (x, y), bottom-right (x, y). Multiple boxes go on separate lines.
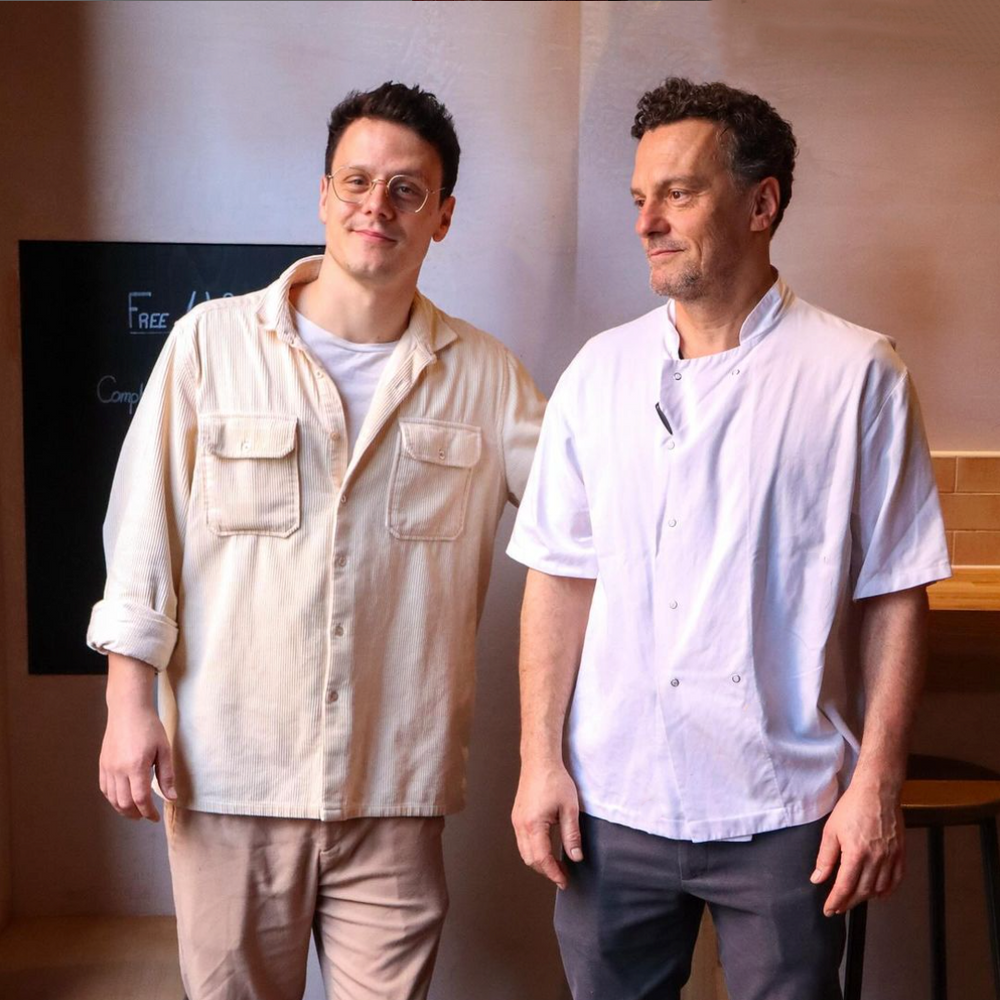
top-left (674, 261), bottom-right (776, 359)
top-left (292, 256), bottom-right (417, 344)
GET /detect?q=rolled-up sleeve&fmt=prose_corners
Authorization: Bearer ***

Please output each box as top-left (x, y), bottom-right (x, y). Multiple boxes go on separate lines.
top-left (851, 370), bottom-right (951, 600)
top-left (86, 322), bottom-right (199, 671)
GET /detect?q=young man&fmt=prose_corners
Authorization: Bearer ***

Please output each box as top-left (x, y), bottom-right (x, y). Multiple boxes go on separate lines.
top-left (90, 82), bottom-right (544, 1000)
top-left (508, 78), bottom-right (949, 1000)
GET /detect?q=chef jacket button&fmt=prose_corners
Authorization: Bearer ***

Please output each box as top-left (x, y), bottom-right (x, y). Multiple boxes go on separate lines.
top-left (666, 440), bottom-right (676, 451)
top-left (668, 518), bottom-right (677, 528)
top-left (670, 678), bottom-right (680, 688)
top-left (673, 372), bottom-right (682, 381)
top-left (732, 674), bottom-right (741, 684)
top-left (669, 600), bottom-right (678, 610)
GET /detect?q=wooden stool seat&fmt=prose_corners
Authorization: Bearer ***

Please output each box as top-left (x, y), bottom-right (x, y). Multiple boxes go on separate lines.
top-left (843, 754), bottom-right (1000, 1000)
top-left (902, 779), bottom-right (1000, 827)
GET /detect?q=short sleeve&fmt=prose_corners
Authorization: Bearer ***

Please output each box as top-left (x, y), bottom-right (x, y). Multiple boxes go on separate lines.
top-left (507, 372), bottom-right (598, 578)
top-left (851, 371), bottom-right (951, 600)
top-left (499, 351), bottom-right (546, 506)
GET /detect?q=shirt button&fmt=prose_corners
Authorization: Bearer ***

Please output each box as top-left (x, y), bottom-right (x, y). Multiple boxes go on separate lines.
top-left (669, 600), bottom-right (678, 610)
top-left (732, 674), bottom-right (741, 684)
top-left (327, 689), bottom-right (339, 703)
top-left (241, 440), bottom-right (251, 452)
top-left (670, 678), bottom-right (680, 688)
top-left (667, 518), bottom-right (677, 528)
top-left (732, 368), bottom-right (740, 376)
top-left (438, 449), bottom-right (446, 460)
top-left (316, 369), bottom-right (325, 379)
top-left (340, 493), bottom-right (348, 505)
top-left (335, 555), bottom-right (347, 568)
top-left (673, 372), bottom-right (682, 381)
top-left (333, 624), bottom-right (344, 637)
top-left (666, 440), bottom-right (676, 451)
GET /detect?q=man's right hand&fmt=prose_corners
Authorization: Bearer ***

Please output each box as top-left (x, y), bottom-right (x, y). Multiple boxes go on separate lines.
top-left (99, 654), bottom-right (177, 822)
top-left (511, 760), bottom-right (583, 890)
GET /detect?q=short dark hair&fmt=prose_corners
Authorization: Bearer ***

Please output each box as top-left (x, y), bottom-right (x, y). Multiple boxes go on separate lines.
top-left (632, 78), bottom-right (797, 233)
top-left (325, 82), bottom-right (461, 202)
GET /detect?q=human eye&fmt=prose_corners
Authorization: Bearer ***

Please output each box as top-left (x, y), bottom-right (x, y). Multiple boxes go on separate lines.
top-left (341, 172), bottom-right (371, 190)
top-left (667, 188), bottom-right (691, 203)
top-left (389, 176), bottom-right (428, 209)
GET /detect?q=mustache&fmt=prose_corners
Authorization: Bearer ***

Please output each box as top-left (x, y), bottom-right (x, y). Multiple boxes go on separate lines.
top-left (645, 240), bottom-right (686, 253)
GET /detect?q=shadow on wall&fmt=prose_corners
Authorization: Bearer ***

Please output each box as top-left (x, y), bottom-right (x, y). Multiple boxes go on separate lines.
top-left (0, 1), bottom-right (92, 930)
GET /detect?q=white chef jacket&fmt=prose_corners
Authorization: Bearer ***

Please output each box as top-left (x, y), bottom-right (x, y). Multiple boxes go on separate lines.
top-left (507, 277), bottom-right (950, 842)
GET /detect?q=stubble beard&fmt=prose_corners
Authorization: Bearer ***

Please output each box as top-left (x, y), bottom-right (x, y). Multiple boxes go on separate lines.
top-left (648, 258), bottom-right (707, 301)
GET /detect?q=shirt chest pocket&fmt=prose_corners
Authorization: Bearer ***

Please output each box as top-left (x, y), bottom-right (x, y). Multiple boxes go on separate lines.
top-left (388, 419), bottom-right (482, 541)
top-left (200, 414), bottom-right (300, 537)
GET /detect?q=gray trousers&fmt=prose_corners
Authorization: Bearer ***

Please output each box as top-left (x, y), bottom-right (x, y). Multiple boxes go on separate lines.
top-left (554, 813), bottom-right (845, 1000)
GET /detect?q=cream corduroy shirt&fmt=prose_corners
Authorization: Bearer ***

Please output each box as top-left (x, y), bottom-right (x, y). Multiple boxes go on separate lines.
top-left (88, 256), bottom-right (545, 820)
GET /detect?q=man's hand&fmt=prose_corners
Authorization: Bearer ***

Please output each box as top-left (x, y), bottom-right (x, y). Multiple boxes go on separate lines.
top-left (512, 760), bottom-right (583, 890)
top-left (810, 779), bottom-right (905, 915)
top-left (99, 654), bottom-right (177, 822)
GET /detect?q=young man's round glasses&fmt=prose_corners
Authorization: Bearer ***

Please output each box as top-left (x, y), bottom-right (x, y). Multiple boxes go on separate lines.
top-left (327, 166), bottom-right (443, 215)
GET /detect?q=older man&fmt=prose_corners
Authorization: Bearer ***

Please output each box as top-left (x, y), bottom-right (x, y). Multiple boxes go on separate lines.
top-left (509, 78), bottom-right (949, 1000)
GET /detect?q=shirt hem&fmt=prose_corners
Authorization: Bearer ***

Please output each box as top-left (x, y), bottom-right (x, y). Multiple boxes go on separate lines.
top-left (579, 786), bottom-right (840, 843)
top-left (169, 794), bottom-right (464, 821)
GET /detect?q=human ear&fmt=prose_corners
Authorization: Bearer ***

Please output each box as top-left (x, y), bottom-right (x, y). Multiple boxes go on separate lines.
top-left (750, 177), bottom-right (780, 233)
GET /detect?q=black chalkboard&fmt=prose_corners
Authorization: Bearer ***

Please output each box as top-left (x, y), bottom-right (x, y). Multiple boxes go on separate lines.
top-left (19, 241), bottom-right (322, 675)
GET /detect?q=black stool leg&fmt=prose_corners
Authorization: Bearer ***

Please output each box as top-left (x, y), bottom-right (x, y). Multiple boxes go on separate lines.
top-left (981, 817), bottom-right (1000, 999)
top-left (843, 900), bottom-right (868, 1000)
top-left (928, 826), bottom-right (947, 1000)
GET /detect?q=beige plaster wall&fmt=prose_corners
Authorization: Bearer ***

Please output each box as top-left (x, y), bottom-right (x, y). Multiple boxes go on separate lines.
top-left (1, 1), bottom-right (998, 997)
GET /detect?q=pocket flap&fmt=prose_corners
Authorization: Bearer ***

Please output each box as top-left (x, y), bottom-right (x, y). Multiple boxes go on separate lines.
top-left (201, 415), bottom-right (298, 459)
top-left (399, 420), bottom-right (481, 468)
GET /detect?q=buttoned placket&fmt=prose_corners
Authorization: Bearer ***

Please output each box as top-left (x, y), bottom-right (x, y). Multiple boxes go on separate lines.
top-left (294, 328), bottom-right (439, 820)
top-left (288, 337), bottom-right (354, 817)
top-left (653, 337), bottom-right (773, 837)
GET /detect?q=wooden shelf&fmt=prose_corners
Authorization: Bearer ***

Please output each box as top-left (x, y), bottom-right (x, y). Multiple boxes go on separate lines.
top-left (928, 568), bottom-right (1000, 611)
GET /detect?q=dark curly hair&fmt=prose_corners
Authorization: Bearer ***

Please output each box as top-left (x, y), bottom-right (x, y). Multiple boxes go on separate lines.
top-left (325, 81), bottom-right (461, 201)
top-left (632, 78), bottom-right (797, 234)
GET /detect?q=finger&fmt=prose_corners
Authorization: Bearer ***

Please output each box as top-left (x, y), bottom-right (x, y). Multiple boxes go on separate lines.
top-left (524, 823), bottom-right (567, 889)
top-left (811, 824), bottom-right (841, 884)
top-left (534, 853), bottom-right (568, 890)
top-left (128, 768), bottom-right (160, 822)
top-left (877, 853), bottom-right (906, 898)
top-left (873, 856), bottom-right (895, 897)
top-left (113, 773), bottom-right (142, 820)
top-left (155, 741), bottom-right (178, 801)
top-left (824, 858), bottom-right (862, 916)
top-left (559, 807), bottom-right (583, 863)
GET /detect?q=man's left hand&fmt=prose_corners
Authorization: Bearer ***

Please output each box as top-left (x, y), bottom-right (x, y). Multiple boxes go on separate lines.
top-left (811, 779), bottom-right (905, 916)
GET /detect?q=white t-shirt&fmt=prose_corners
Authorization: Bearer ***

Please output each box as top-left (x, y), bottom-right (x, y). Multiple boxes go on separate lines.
top-left (293, 307), bottom-right (397, 459)
top-left (507, 277), bottom-right (950, 843)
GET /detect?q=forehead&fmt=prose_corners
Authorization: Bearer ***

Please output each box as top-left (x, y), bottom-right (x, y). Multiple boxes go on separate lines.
top-left (631, 119), bottom-right (728, 186)
top-left (331, 117), bottom-right (443, 183)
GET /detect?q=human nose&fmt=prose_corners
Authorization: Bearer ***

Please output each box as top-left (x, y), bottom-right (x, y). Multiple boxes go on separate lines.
top-left (361, 178), bottom-right (395, 216)
top-left (635, 200), bottom-right (665, 238)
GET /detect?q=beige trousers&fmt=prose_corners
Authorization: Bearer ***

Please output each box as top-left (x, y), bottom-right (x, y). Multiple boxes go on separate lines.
top-left (165, 806), bottom-right (448, 1000)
